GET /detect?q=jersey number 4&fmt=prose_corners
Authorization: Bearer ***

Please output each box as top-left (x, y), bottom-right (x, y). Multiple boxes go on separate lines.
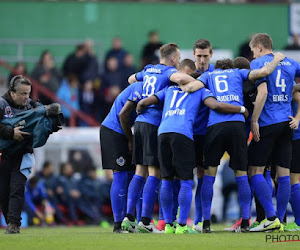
top-left (275, 69), bottom-right (286, 92)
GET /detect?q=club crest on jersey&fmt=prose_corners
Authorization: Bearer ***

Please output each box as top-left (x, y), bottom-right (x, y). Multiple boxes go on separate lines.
top-left (4, 106), bottom-right (13, 118)
top-left (116, 156), bottom-right (126, 166)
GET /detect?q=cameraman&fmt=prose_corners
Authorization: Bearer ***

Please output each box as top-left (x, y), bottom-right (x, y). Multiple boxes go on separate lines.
top-left (0, 75), bottom-right (36, 234)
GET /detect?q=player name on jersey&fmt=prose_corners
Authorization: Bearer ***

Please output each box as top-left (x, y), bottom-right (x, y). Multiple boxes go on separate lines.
top-left (217, 95), bottom-right (240, 102)
top-left (165, 108), bottom-right (186, 118)
top-left (272, 94), bottom-right (289, 102)
top-left (145, 67), bottom-right (162, 73)
top-left (263, 61), bottom-right (292, 66)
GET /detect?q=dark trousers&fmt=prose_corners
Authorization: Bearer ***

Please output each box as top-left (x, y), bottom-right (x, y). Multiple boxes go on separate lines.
top-left (0, 156), bottom-right (27, 227)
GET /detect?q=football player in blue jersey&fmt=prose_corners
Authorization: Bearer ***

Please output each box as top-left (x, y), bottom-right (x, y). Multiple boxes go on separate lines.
top-left (192, 39), bottom-right (215, 232)
top-left (136, 81), bottom-right (249, 234)
top-left (193, 39), bottom-right (215, 73)
top-left (180, 52), bottom-right (285, 233)
top-left (285, 98), bottom-right (300, 231)
top-left (99, 81), bottom-right (143, 233)
top-left (248, 33), bottom-right (300, 232)
top-left (121, 43), bottom-right (200, 233)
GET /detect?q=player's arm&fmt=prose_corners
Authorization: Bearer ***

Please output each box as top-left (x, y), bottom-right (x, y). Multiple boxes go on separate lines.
top-left (170, 72), bottom-right (204, 92)
top-left (204, 97), bottom-right (248, 118)
top-left (119, 100), bottom-right (136, 153)
top-left (290, 91), bottom-right (300, 130)
top-left (293, 83), bottom-right (300, 93)
top-left (128, 74), bottom-right (137, 84)
top-left (251, 82), bottom-right (268, 142)
top-left (136, 95), bottom-right (159, 115)
top-left (248, 52), bottom-right (285, 81)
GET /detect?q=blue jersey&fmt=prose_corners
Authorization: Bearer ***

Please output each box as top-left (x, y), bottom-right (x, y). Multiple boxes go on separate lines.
top-left (199, 68), bottom-right (249, 127)
top-left (155, 85), bottom-right (214, 140)
top-left (292, 101), bottom-right (300, 141)
top-left (135, 64), bottom-right (178, 127)
top-left (194, 64), bottom-right (215, 135)
top-left (251, 54), bottom-right (300, 127)
top-left (196, 64), bottom-right (215, 73)
top-left (102, 82), bottom-right (142, 134)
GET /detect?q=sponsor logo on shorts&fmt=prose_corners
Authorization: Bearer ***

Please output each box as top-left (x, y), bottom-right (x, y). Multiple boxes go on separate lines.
top-left (116, 156), bottom-right (126, 166)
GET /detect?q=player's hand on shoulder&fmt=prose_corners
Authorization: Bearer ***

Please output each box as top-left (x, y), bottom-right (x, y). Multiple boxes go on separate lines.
top-left (273, 52), bottom-right (285, 62)
top-left (289, 116), bottom-right (300, 130)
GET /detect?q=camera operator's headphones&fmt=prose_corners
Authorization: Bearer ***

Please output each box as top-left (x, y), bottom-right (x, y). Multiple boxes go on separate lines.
top-left (9, 75), bottom-right (31, 92)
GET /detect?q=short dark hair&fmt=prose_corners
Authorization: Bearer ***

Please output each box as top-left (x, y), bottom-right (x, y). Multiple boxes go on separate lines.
top-left (215, 58), bottom-right (233, 70)
top-left (9, 75), bottom-right (31, 92)
top-left (179, 59), bottom-right (196, 71)
top-left (159, 43), bottom-right (179, 60)
top-left (42, 161), bottom-right (53, 170)
top-left (193, 39), bottom-right (212, 53)
top-left (249, 33), bottom-right (273, 50)
top-left (148, 30), bottom-right (158, 37)
top-left (233, 57), bottom-right (250, 69)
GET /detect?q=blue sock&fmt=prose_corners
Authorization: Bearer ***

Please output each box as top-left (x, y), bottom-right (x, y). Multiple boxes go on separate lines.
top-left (158, 183), bottom-right (164, 220)
top-left (160, 180), bottom-right (173, 224)
top-left (265, 170), bottom-right (273, 194)
top-left (141, 176), bottom-right (160, 219)
top-left (250, 179), bottom-right (255, 219)
top-left (172, 178), bottom-right (180, 222)
top-left (194, 178), bottom-right (203, 224)
top-left (111, 171), bottom-right (128, 222)
top-left (126, 174), bottom-right (145, 217)
top-left (235, 175), bottom-right (251, 220)
top-left (277, 176), bottom-right (291, 222)
top-left (290, 183), bottom-right (300, 226)
top-left (178, 180), bottom-right (194, 225)
top-left (251, 174), bottom-right (276, 219)
top-left (201, 175), bottom-right (215, 221)
top-left (136, 185), bottom-right (144, 223)
top-left (121, 171), bottom-right (135, 218)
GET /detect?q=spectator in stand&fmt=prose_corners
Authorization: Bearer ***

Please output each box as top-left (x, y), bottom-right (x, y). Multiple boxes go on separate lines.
top-left (121, 53), bottom-right (137, 85)
top-left (37, 161), bottom-right (65, 224)
top-left (31, 50), bottom-right (62, 105)
top-left (8, 62), bottom-right (27, 86)
top-left (81, 39), bottom-right (100, 84)
top-left (284, 34), bottom-right (300, 50)
top-left (56, 162), bottom-right (99, 225)
top-left (62, 43), bottom-right (91, 85)
top-left (56, 74), bottom-right (80, 126)
top-left (78, 166), bottom-right (109, 226)
top-left (68, 149), bottom-right (94, 173)
top-left (104, 37), bottom-right (127, 71)
top-left (24, 175), bottom-right (55, 226)
top-left (102, 57), bottom-right (125, 116)
top-left (238, 36), bottom-right (253, 62)
top-left (78, 80), bottom-right (96, 127)
top-left (141, 30), bottom-right (163, 68)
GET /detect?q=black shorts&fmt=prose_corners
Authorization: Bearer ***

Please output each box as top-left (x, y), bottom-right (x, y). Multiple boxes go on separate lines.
top-left (158, 133), bottom-right (195, 180)
top-left (248, 121), bottom-right (293, 169)
top-left (193, 134), bottom-right (205, 168)
top-left (99, 125), bottom-right (135, 171)
top-left (291, 139), bottom-right (300, 174)
top-left (204, 121), bottom-right (247, 171)
top-left (132, 122), bottom-right (159, 167)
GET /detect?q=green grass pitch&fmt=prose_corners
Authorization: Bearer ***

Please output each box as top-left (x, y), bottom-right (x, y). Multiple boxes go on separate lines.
top-left (0, 225), bottom-right (299, 250)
